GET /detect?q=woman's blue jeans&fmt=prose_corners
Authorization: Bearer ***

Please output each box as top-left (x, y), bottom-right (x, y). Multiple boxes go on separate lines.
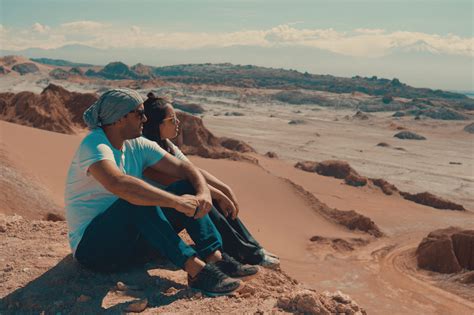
top-left (75, 181), bottom-right (223, 272)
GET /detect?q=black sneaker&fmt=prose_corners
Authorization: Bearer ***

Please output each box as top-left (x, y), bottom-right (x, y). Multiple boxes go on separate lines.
top-left (214, 252), bottom-right (259, 279)
top-left (188, 264), bottom-right (242, 297)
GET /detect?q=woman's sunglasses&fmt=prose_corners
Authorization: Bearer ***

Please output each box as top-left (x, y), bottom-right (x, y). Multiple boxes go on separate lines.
top-left (162, 116), bottom-right (178, 125)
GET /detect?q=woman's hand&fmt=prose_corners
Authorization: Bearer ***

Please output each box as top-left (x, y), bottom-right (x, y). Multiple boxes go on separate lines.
top-left (214, 190), bottom-right (238, 219)
top-left (222, 186), bottom-right (240, 219)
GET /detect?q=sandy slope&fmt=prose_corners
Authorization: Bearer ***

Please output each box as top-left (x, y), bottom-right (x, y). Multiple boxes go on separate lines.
top-left (0, 121), bottom-right (473, 314)
top-left (202, 105), bottom-right (474, 210)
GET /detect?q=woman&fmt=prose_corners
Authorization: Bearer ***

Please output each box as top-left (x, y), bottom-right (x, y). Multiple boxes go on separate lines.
top-left (142, 92), bottom-right (279, 268)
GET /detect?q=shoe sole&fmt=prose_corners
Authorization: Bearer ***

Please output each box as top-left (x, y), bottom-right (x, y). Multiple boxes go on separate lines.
top-left (260, 262), bottom-right (280, 270)
top-left (196, 281), bottom-right (244, 297)
top-left (233, 267), bottom-right (260, 281)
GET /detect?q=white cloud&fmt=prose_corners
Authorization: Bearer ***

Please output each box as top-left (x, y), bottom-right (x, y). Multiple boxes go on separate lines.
top-left (354, 28), bottom-right (385, 35)
top-left (60, 21), bottom-right (105, 32)
top-left (32, 22), bottom-right (50, 34)
top-left (130, 26), bottom-right (141, 35)
top-left (1, 22), bottom-right (473, 58)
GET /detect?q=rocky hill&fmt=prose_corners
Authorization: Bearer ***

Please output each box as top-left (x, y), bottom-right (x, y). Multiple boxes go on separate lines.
top-left (0, 55), bottom-right (52, 75)
top-left (0, 84), bottom-right (98, 134)
top-left (85, 61), bottom-right (149, 80)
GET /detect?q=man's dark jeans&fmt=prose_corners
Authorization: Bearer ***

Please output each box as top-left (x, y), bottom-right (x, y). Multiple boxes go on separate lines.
top-left (75, 181), bottom-right (222, 272)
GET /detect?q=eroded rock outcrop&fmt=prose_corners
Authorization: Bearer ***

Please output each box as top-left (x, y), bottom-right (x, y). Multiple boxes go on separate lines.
top-left (173, 101), bottom-right (205, 114)
top-left (370, 178), bottom-right (399, 195)
top-left (0, 84), bottom-right (98, 134)
top-left (11, 63), bottom-right (40, 75)
top-left (400, 191), bottom-right (465, 211)
top-left (277, 290), bottom-right (366, 315)
top-left (219, 137), bottom-right (256, 153)
top-left (295, 160), bottom-right (368, 187)
top-left (264, 151), bottom-right (278, 158)
top-left (394, 131), bottom-right (426, 140)
top-left (174, 112), bottom-right (257, 162)
top-left (416, 227), bottom-right (474, 273)
top-left (464, 122), bottom-right (474, 134)
top-left (284, 179), bottom-right (384, 237)
top-left (310, 236), bottom-right (369, 252)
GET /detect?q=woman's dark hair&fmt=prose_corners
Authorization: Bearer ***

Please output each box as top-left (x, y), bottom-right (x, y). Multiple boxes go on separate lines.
top-left (142, 92), bottom-right (175, 154)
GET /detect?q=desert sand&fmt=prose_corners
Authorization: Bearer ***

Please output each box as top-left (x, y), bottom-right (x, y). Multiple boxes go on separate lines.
top-left (1, 120), bottom-right (473, 314)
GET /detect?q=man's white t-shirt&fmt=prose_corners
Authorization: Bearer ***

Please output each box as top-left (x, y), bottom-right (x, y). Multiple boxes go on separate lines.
top-left (65, 128), bottom-right (166, 255)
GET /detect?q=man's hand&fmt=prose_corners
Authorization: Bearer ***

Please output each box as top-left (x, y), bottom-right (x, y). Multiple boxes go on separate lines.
top-left (174, 194), bottom-right (200, 217)
top-left (222, 186), bottom-right (240, 219)
top-left (194, 190), bottom-right (213, 219)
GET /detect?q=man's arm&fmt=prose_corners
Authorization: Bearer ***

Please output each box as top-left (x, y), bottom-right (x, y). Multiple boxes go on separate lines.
top-left (88, 160), bottom-right (199, 217)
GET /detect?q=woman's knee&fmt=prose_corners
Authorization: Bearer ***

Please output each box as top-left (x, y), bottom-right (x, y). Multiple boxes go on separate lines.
top-left (165, 180), bottom-right (196, 196)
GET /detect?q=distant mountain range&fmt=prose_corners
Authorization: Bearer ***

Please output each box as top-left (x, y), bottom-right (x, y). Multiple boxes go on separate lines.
top-left (31, 58), bottom-right (469, 102)
top-left (1, 43), bottom-right (471, 91)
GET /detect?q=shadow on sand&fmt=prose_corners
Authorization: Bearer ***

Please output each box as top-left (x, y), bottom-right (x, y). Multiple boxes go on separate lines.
top-left (0, 254), bottom-right (192, 313)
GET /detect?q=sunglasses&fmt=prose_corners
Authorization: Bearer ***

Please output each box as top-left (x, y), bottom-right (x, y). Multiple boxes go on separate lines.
top-left (162, 116), bottom-right (178, 125)
top-left (130, 108), bottom-right (146, 119)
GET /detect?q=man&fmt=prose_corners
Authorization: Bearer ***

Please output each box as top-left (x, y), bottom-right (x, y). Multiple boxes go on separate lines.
top-left (65, 88), bottom-right (257, 297)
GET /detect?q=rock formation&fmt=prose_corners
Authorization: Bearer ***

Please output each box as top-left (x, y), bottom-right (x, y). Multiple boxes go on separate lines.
top-left (394, 131), bottom-right (426, 140)
top-left (11, 63), bottom-right (40, 75)
top-left (400, 191), bottom-right (465, 211)
top-left (295, 160), bottom-right (368, 187)
top-left (0, 84), bottom-right (98, 134)
top-left (463, 122), bottom-right (474, 134)
top-left (416, 227), bottom-right (474, 273)
top-left (173, 112), bottom-right (256, 162)
top-left (173, 101), bottom-right (205, 114)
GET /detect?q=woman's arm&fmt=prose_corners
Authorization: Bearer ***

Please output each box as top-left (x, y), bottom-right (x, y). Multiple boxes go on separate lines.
top-left (208, 184), bottom-right (237, 218)
top-left (198, 168), bottom-right (240, 218)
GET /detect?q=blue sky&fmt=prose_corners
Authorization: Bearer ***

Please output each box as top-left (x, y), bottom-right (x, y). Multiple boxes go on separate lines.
top-left (2, 0), bottom-right (472, 35)
top-left (0, 0), bottom-right (472, 90)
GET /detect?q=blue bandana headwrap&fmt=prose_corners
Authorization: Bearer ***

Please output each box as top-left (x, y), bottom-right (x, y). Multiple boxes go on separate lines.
top-left (83, 88), bottom-right (144, 129)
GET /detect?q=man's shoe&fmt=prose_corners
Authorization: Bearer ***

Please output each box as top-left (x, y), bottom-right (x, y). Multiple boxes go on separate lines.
top-left (215, 252), bottom-right (259, 279)
top-left (188, 264), bottom-right (242, 297)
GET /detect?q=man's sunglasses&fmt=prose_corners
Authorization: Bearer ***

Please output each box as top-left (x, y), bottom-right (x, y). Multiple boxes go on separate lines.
top-left (130, 108), bottom-right (146, 119)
